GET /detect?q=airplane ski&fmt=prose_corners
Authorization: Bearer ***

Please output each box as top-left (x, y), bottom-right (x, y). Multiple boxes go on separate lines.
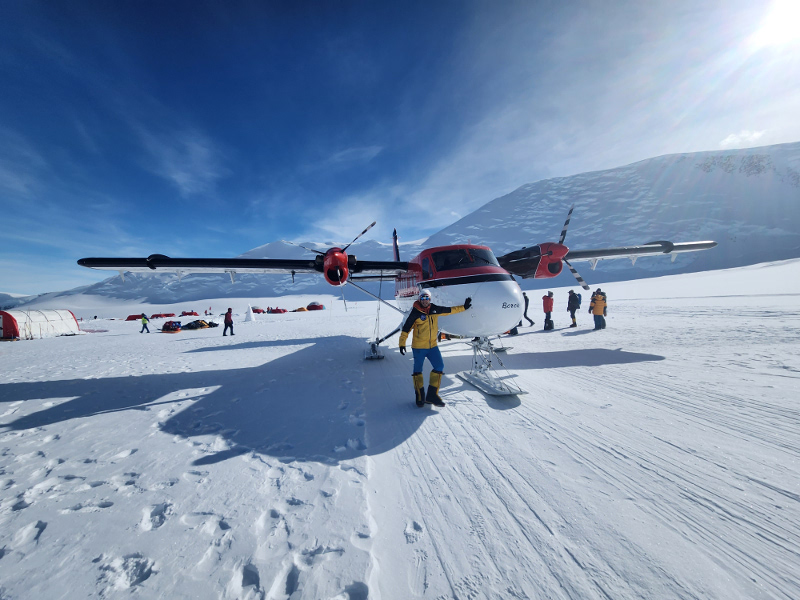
top-left (456, 337), bottom-right (526, 396)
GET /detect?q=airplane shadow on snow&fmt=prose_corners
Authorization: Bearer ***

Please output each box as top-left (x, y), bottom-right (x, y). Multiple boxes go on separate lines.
top-left (0, 336), bottom-right (664, 465)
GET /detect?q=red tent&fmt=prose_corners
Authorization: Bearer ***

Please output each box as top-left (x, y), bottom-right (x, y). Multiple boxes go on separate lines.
top-left (125, 314), bottom-right (142, 321)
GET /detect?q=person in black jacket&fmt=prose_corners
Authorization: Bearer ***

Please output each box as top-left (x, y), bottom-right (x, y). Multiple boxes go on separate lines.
top-left (522, 292), bottom-right (534, 327)
top-left (567, 290), bottom-right (581, 328)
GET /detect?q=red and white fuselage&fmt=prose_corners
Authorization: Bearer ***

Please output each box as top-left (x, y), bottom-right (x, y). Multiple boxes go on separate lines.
top-left (395, 244), bottom-right (524, 338)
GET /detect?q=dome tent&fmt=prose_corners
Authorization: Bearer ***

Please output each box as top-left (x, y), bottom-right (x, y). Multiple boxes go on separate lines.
top-left (0, 309), bottom-right (80, 340)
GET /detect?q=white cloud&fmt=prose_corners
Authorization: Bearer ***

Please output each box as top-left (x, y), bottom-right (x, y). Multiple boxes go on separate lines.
top-left (719, 130), bottom-right (767, 149)
top-left (324, 145), bottom-right (383, 166)
top-left (0, 127), bottom-right (49, 197)
top-left (299, 145), bottom-right (385, 175)
top-left (135, 127), bottom-right (230, 197)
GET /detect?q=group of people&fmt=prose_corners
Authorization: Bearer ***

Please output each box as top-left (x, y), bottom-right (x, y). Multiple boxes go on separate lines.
top-left (138, 308), bottom-right (235, 335)
top-left (518, 288), bottom-right (608, 331)
top-left (542, 288), bottom-right (607, 331)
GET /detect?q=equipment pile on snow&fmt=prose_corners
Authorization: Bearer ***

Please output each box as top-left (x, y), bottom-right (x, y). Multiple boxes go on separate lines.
top-left (161, 320), bottom-right (182, 333)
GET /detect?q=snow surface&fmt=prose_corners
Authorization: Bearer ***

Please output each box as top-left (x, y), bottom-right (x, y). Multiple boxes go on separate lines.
top-left (1, 260), bottom-right (799, 599)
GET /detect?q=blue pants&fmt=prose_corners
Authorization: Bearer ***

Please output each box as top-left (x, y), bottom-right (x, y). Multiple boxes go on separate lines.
top-left (593, 314), bottom-right (606, 329)
top-left (412, 346), bottom-right (444, 373)
top-left (140, 323), bottom-right (149, 333)
top-left (223, 323), bottom-right (234, 336)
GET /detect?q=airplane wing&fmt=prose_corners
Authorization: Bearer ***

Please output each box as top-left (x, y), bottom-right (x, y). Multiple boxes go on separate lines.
top-left (77, 255), bottom-right (408, 278)
top-left (498, 240), bottom-right (718, 280)
top-left (563, 240), bottom-right (718, 263)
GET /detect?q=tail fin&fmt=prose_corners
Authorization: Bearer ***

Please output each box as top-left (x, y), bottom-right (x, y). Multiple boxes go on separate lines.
top-left (392, 229), bottom-right (400, 261)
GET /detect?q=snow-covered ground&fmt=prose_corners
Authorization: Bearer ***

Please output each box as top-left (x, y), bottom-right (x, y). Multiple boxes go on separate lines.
top-left (1, 260), bottom-right (799, 599)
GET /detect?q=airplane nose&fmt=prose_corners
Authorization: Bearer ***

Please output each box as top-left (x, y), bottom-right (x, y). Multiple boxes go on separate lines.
top-left (435, 279), bottom-right (523, 338)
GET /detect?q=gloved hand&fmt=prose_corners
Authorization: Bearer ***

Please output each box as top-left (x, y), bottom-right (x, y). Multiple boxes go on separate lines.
top-left (603, 310), bottom-right (607, 316)
top-left (588, 308), bottom-right (591, 314)
top-left (464, 297), bottom-right (472, 310)
top-left (399, 346), bottom-right (406, 355)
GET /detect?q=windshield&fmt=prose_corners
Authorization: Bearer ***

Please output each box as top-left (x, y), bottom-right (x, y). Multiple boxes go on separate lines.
top-left (431, 248), bottom-right (499, 272)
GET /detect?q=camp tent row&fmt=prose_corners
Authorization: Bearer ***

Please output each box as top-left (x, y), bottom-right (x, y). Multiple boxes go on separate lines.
top-left (0, 309), bottom-right (81, 340)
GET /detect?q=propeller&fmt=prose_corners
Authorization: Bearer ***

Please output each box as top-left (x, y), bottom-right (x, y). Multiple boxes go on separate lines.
top-left (558, 205), bottom-right (590, 291)
top-left (342, 221), bottom-right (376, 252)
top-left (280, 221), bottom-right (376, 256)
top-left (558, 205), bottom-right (574, 245)
top-left (282, 240), bottom-right (324, 255)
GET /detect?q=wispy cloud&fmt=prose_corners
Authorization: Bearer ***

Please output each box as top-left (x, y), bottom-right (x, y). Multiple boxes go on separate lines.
top-left (134, 126), bottom-right (230, 197)
top-left (719, 130), bottom-right (766, 149)
top-left (323, 145), bottom-right (383, 167)
top-left (299, 145), bottom-right (384, 175)
top-left (0, 127), bottom-right (49, 197)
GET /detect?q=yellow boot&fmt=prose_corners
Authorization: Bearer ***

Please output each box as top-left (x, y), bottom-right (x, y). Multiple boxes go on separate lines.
top-left (413, 372), bottom-right (425, 407)
top-left (425, 370), bottom-right (445, 407)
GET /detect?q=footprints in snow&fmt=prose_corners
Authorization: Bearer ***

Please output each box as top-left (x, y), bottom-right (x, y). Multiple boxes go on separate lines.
top-left (140, 502), bottom-right (173, 531)
top-left (94, 552), bottom-right (156, 593)
top-left (404, 521), bottom-right (430, 596)
top-left (404, 520), bottom-right (424, 544)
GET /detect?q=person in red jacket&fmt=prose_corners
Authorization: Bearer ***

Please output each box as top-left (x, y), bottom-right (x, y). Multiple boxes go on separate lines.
top-left (223, 308), bottom-right (234, 336)
top-left (542, 291), bottom-right (554, 330)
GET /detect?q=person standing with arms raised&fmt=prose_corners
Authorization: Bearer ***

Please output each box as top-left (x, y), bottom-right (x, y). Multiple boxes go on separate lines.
top-left (399, 290), bottom-right (471, 407)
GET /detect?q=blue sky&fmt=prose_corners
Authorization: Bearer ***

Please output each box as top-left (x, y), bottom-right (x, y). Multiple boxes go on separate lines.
top-left (2, 0), bottom-right (799, 295)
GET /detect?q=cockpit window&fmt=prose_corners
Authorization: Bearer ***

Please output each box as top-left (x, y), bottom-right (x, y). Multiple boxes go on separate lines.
top-left (431, 248), bottom-right (499, 272)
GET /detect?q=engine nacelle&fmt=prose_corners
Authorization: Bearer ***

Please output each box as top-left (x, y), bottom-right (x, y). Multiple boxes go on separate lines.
top-left (533, 242), bottom-right (568, 279)
top-left (323, 248), bottom-right (349, 286)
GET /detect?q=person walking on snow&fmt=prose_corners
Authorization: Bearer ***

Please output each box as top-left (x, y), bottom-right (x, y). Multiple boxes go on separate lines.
top-left (589, 288), bottom-right (607, 330)
top-left (567, 290), bottom-right (581, 328)
top-left (399, 290), bottom-right (471, 407)
top-left (542, 291), bottom-right (554, 330)
top-left (522, 292), bottom-right (534, 327)
top-left (223, 308), bottom-right (234, 336)
top-left (140, 313), bottom-right (150, 333)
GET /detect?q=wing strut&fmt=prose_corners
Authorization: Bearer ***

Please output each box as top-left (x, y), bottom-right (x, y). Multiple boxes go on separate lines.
top-left (345, 280), bottom-right (405, 314)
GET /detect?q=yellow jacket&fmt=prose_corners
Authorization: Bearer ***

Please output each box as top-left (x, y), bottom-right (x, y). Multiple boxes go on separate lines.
top-left (399, 301), bottom-right (466, 349)
top-left (589, 293), bottom-right (607, 315)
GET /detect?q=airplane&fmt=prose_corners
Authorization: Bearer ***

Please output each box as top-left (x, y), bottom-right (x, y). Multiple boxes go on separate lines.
top-left (78, 208), bottom-right (716, 395)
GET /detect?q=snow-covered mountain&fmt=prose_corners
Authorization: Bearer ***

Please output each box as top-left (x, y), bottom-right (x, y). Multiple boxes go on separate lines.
top-left (428, 141), bottom-right (800, 277)
top-left (0, 292), bottom-right (33, 309)
top-left (14, 141), bottom-right (800, 307)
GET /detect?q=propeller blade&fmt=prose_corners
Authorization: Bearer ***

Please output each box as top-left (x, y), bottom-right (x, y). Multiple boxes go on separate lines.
top-left (558, 205), bottom-right (575, 245)
top-left (342, 221), bottom-right (377, 252)
top-left (282, 240), bottom-right (324, 255)
top-left (564, 259), bottom-right (590, 290)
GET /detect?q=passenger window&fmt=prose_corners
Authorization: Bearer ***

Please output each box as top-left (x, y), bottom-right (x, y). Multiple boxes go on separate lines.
top-left (422, 258), bottom-right (432, 279)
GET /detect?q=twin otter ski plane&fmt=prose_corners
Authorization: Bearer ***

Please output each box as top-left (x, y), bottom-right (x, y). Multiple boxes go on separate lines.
top-left (78, 208), bottom-right (716, 395)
